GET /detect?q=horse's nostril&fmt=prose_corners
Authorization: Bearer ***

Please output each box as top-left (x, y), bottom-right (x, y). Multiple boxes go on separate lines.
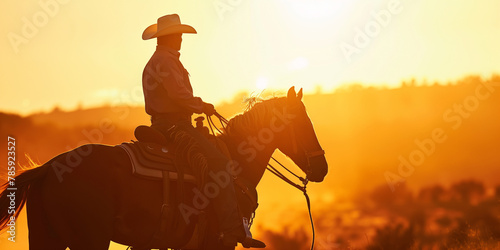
top-left (306, 157), bottom-right (328, 182)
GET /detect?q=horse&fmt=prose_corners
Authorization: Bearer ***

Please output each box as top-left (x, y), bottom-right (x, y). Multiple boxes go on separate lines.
top-left (0, 87), bottom-right (328, 250)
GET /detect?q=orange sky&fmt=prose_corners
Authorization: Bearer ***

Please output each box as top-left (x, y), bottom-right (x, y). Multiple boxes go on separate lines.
top-left (1, 0), bottom-right (499, 116)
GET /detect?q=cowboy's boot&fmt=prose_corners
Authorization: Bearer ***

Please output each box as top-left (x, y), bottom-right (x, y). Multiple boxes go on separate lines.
top-left (220, 217), bottom-right (266, 248)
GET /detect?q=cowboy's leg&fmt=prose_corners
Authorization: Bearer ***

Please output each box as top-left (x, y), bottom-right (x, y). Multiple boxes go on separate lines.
top-left (174, 121), bottom-right (242, 232)
top-left (150, 118), bottom-right (264, 247)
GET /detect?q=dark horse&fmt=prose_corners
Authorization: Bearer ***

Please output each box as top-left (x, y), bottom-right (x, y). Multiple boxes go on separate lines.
top-left (0, 87), bottom-right (328, 249)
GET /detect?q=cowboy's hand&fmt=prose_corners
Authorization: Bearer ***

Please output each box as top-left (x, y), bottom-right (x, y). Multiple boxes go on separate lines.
top-left (202, 102), bottom-right (216, 116)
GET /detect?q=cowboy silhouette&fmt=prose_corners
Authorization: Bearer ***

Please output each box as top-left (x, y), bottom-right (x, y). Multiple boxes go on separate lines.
top-left (141, 14), bottom-right (266, 248)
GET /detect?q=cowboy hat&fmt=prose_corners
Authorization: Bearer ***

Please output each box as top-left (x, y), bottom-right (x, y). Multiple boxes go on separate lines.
top-left (142, 14), bottom-right (197, 40)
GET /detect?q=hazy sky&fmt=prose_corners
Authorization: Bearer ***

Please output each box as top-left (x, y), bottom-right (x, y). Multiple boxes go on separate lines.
top-left (1, 0), bottom-right (499, 115)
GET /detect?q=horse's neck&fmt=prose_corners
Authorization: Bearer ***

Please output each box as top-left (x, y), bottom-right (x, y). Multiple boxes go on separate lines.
top-left (221, 99), bottom-right (286, 187)
top-left (220, 134), bottom-right (276, 189)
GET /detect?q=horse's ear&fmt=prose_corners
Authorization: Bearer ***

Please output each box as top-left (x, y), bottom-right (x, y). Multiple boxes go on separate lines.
top-left (297, 88), bottom-right (303, 100)
top-left (287, 86), bottom-right (296, 99)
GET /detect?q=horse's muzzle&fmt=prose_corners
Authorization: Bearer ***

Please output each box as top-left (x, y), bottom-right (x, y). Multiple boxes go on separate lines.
top-left (307, 155), bottom-right (328, 182)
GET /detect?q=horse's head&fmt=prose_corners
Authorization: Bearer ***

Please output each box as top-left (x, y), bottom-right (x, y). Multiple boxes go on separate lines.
top-left (276, 87), bottom-right (328, 182)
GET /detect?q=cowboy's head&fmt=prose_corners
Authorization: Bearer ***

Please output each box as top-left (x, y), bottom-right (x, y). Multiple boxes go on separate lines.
top-left (142, 14), bottom-right (196, 51)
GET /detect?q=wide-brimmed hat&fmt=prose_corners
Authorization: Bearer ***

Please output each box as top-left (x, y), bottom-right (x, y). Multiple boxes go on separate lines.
top-left (142, 14), bottom-right (197, 40)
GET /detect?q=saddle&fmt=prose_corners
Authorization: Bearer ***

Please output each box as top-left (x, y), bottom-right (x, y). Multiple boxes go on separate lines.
top-left (118, 125), bottom-right (196, 182)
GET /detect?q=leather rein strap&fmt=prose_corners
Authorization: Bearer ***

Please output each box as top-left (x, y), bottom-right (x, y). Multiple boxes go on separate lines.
top-left (212, 112), bottom-right (321, 250)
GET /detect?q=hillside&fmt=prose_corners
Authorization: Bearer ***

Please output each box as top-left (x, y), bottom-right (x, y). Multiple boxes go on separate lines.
top-left (1, 75), bottom-right (500, 193)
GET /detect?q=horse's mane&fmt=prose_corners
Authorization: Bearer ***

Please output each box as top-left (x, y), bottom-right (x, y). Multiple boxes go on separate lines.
top-left (225, 96), bottom-right (288, 136)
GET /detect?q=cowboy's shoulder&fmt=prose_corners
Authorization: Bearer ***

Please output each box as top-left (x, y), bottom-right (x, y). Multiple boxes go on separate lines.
top-left (150, 53), bottom-right (180, 70)
top-left (154, 56), bottom-right (186, 80)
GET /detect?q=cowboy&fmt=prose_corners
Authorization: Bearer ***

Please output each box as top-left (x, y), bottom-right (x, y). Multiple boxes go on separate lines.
top-left (141, 14), bottom-right (265, 248)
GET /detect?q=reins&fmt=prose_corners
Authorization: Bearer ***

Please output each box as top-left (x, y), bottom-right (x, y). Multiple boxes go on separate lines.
top-left (211, 112), bottom-right (316, 250)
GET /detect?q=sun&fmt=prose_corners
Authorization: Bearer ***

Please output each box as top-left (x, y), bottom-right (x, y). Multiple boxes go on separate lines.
top-left (283, 0), bottom-right (346, 20)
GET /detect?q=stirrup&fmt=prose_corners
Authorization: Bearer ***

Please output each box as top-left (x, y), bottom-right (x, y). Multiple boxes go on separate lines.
top-left (219, 217), bottom-right (266, 248)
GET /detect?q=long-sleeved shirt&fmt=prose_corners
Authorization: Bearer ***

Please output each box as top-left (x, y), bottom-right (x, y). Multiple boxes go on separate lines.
top-left (142, 45), bottom-right (203, 116)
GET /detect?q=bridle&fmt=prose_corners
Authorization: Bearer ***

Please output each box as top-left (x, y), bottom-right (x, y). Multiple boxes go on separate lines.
top-left (210, 111), bottom-right (324, 250)
top-left (288, 118), bottom-right (326, 175)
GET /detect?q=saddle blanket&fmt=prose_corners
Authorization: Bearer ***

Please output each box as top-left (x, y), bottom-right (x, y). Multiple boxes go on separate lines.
top-left (118, 141), bottom-right (196, 182)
